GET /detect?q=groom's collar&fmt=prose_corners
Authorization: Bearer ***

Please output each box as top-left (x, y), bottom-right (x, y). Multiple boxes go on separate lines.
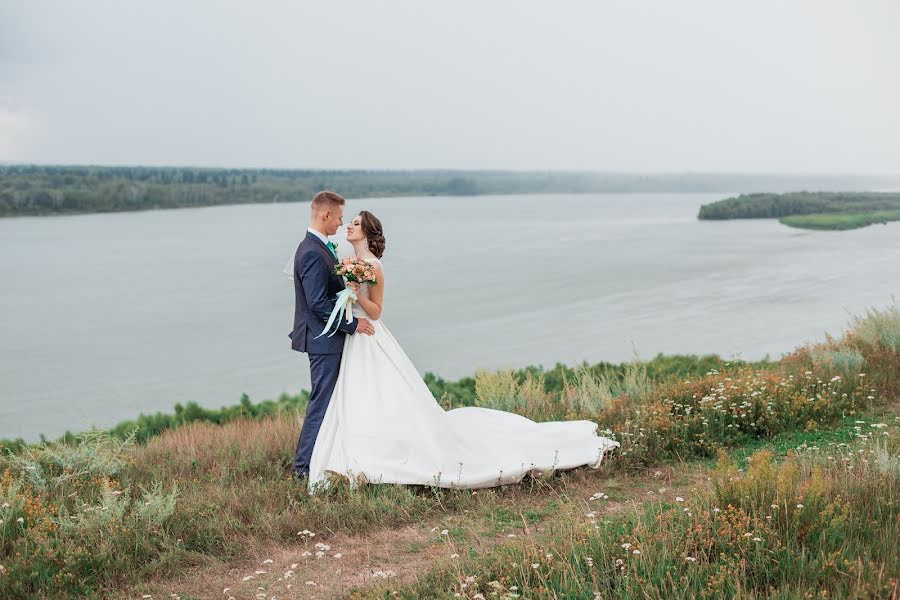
top-left (307, 226), bottom-right (329, 246)
top-left (305, 229), bottom-right (335, 258)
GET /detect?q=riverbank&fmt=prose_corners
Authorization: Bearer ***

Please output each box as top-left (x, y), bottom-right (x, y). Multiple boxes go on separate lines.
top-left (0, 304), bottom-right (897, 598)
top-left (4, 165), bottom-right (900, 217)
top-left (779, 208), bottom-right (900, 230)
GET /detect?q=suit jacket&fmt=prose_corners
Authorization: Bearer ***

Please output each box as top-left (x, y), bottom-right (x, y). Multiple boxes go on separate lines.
top-left (289, 231), bottom-right (359, 354)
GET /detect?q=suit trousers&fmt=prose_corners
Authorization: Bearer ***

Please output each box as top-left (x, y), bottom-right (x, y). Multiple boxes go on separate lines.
top-left (293, 351), bottom-right (342, 475)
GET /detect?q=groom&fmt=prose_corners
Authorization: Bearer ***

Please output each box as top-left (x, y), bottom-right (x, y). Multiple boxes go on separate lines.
top-left (289, 190), bottom-right (375, 480)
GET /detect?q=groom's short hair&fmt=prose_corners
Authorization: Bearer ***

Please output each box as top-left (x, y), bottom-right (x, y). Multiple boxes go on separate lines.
top-left (311, 190), bottom-right (345, 213)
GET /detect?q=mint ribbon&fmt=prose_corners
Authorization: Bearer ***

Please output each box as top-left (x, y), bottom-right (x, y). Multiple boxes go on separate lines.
top-left (315, 287), bottom-right (358, 338)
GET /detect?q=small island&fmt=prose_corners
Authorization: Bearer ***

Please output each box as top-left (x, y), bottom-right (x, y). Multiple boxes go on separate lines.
top-left (698, 191), bottom-right (900, 230)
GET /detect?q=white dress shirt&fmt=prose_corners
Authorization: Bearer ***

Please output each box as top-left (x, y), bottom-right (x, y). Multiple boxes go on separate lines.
top-left (307, 226), bottom-right (330, 246)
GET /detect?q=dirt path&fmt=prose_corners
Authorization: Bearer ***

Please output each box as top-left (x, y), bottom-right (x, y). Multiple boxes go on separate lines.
top-left (130, 463), bottom-right (708, 600)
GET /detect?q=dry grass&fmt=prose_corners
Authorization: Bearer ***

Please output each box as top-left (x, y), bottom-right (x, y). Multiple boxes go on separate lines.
top-left (129, 412), bottom-right (299, 482)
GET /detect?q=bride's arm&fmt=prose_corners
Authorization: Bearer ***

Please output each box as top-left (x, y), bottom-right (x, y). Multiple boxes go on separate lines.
top-left (354, 261), bottom-right (384, 320)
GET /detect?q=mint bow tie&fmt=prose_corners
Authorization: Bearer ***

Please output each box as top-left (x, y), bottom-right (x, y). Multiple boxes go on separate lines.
top-left (326, 241), bottom-right (338, 258)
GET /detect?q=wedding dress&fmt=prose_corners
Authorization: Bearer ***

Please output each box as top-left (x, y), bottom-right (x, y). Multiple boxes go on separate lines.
top-left (308, 257), bottom-right (619, 493)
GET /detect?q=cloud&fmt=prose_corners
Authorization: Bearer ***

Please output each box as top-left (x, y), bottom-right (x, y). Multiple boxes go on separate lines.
top-left (0, 1), bottom-right (899, 171)
top-left (0, 101), bottom-right (41, 161)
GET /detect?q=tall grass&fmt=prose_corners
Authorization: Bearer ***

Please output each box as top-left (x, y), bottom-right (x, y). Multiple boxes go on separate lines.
top-left (0, 430), bottom-right (180, 598)
top-left (393, 434), bottom-right (900, 599)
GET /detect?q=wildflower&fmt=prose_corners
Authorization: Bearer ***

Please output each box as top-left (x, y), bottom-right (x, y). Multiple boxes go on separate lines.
top-left (305, 581), bottom-right (317, 586)
top-left (333, 553), bottom-right (342, 559)
top-left (621, 542), bottom-right (632, 549)
top-left (16, 517), bottom-right (23, 524)
top-left (290, 563), bottom-right (298, 569)
top-left (771, 504), bottom-right (778, 509)
top-left (797, 504), bottom-right (804, 509)
top-left (315, 551), bottom-right (325, 559)
top-left (743, 533), bottom-right (752, 537)
top-left (255, 570), bottom-right (266, 575)
top-left (531, 563), bottom-right (540, 569)
top-left (753, 537), bottom-right (762, 542)
top-left (675, 497), bottom-right (684, 502)
top-left (223, 589), bottom-right (229, 594)
top-left (615, 558), bottom-right (624, 567)
top-left (242, 576), bottom-right (254, 582)
top-left (450, 553), bottom-right (459, 559)
top-left (430, 527), bottom-right (438, 533)
top-left (713, 508), bottom-right (721, 513)
top-left (301, 551), bottom-right (312, 557)
top-left (372, 570), bottom-right (397, 579)
top-left (441, 529), bottom-right (449, 536)
top-left (632, 550), bottom-right (641, 555)
top-left (142, 596), bottom-right (152, 599)
top-left (686, 557), bottom-right (696, 562)
top-left (262, 559), bottom-right (273, 564)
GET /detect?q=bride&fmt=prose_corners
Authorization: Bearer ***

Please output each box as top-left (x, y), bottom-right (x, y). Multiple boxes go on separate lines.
top-left (308, 211), bottom-right (619, 493)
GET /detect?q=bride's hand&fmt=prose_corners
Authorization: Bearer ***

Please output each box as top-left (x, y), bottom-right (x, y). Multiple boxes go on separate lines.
top-left (347, 281), bottom-right (360, 294)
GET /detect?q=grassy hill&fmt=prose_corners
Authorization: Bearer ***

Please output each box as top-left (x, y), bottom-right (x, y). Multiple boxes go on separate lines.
top-left (0, 304), bottom-right (898, 598)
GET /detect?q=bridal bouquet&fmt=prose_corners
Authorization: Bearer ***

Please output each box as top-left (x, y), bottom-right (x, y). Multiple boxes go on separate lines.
top-left (317, 257), bottom-right (378, 338)
top-left (334, 257), bottom-right (378, 285)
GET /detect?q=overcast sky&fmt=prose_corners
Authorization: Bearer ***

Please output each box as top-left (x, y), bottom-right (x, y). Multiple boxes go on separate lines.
top-left (1, 1), bottom-right (899, 172)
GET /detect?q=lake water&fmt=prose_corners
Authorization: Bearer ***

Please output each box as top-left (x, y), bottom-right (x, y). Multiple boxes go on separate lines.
top-left (1, 193), bottom-right (897, 441)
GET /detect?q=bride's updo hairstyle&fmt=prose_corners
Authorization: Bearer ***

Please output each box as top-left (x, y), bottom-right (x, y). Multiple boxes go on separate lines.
top-left (359, 210), bottom-right (386, 258)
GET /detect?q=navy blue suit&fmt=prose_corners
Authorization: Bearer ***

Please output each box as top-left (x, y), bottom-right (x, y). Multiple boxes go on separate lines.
top-left (289, 231), bottom-right (359, 476)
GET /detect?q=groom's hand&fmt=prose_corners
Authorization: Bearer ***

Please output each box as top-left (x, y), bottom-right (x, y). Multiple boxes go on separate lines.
top-left (356, 318), bottom-right (375, 336)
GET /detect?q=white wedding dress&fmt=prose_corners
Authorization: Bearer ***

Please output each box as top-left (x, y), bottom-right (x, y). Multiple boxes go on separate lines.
top-left (308, 257), bottom-right (619, 493)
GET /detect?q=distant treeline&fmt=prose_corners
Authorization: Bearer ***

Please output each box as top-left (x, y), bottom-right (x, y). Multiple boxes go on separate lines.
top-left (697, 191), bottom-right (900, 220)
top-left (3, 164), bottom-right (900, 217)
top-left (0, 352), bottom-right (768, 451)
